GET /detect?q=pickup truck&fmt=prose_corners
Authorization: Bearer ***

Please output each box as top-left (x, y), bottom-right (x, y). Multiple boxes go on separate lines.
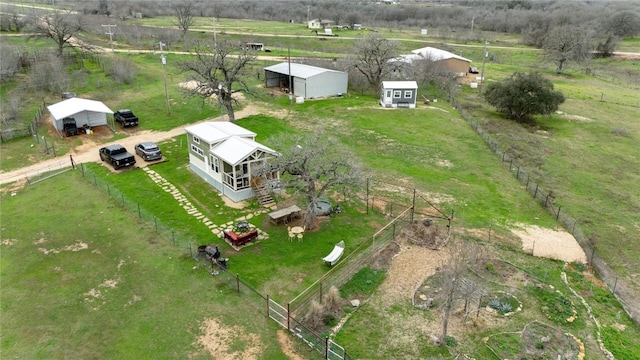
top-left (99, 144), bottom-right (136, 170)
top-left (63, 117), bottom-right (79, 137)
top-left (114, 109), bottom-right (139, 127)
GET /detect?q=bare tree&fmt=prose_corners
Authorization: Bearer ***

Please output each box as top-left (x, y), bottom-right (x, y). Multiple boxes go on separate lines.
top-left (595, 34), bottom-right (619, 58)
top-left (268, 132), bottom-right (366, 230)
top-left (350, 33), bottom-right (400, 88)
top-left (435, 239), bottom-right (484, 346)
top-left (605, 11), bottom-right (640, 39)
top-left (0, 46), bottom-right (21, 81)
top-left (173, 2), bottom-right (195, 36)
top-left (29, 52), bottom-right (70, 95)
top-left (29, 12), bottom-right (84, 57)
top-left (179, 39), bottom-right (256, 122)
top-left (542, 25), bottom-right (592, 73)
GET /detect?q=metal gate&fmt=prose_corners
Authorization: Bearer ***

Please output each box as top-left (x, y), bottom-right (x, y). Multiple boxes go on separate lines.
top-left (327, 339), bottom-right (346, 360)
top-left (268, 298), bottom-right (288, 329)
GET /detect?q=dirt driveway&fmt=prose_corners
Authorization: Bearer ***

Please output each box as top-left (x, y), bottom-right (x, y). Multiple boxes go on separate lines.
top-left (0, 106), bottom-right (260, 186)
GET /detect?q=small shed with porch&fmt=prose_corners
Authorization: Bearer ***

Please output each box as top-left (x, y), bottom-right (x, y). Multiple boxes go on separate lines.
top-left (380, 81), bottom-right (418, 108)
top-left (47, 97), bottom-right (113, 135)
top-left (264, 63), bottom-right (348, 99)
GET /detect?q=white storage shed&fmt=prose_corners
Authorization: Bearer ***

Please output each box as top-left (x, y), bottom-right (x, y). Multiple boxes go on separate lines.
top-left (264, 63), bottom-right (348, 99)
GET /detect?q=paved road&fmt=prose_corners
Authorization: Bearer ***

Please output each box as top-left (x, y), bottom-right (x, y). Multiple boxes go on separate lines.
top-left (0, 107), bottom-right (260, 186)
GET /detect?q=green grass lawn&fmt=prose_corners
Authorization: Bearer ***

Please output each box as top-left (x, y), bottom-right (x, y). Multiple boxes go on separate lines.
top-left (0, 171), bottom-right (314, 360)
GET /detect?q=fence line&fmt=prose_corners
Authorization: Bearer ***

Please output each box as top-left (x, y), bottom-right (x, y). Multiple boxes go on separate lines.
top-left (24, 155), bottom-right (76, 185)
top-left (77, 165), bottom-right (428, 359)
top-left (457, 106), bottom-right (640, 325)
top-left (0, 100), bottom-right (47, 143)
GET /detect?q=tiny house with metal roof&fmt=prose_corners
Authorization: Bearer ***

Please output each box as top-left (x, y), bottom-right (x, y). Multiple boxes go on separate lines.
top-left (184, 122), bottom-right (279, 203)
top-left (380, 81), bottom-right (418, 108)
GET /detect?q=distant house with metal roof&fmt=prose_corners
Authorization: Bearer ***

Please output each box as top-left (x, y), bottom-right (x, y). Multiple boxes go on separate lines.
top-left (264, 63), bottom-right (348, 99)
top-left (184, 122), bottom-right (279, 203)
top-left (380, 81), bottom-right (418, 108)
top-left (391, 46), bottom-right (473, 76)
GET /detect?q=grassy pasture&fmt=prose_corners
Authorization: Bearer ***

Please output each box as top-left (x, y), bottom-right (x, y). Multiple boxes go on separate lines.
top-left (0, 171), bottom-right (313, 360)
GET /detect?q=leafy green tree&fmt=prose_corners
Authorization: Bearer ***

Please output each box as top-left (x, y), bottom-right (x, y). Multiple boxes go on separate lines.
top-left (483, 72), bottom-right (565, 123)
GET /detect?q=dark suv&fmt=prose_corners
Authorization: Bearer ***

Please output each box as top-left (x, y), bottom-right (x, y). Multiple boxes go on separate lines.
top-left (135, 142), bottom-right (162, 161)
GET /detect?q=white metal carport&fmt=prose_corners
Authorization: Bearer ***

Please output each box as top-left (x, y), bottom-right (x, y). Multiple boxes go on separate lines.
top-left (47, 98), bottom-right (113, 133)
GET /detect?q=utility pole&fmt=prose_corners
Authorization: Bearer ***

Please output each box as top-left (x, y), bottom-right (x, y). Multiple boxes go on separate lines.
top-left (102, 24), bottom-right (116, 53)
top-left (212, 17), bottom-right (217, 47)
top-left (159, 42), bottom-right (171, 115)
top-left (288, 45), bottom-right (292, 105)
top-left (479, 41), bottom-right (488, 93)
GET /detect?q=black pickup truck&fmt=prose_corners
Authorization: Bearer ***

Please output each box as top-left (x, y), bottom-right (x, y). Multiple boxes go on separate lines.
top-left (99, 144), bottom-right (136, 170)
top-left (114, 109), bottom-right (139, 127)
top-left (63, 117), bottom-right (79, 137)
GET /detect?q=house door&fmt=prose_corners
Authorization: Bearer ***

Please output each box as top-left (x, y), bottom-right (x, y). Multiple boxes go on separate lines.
top-left (383, 89), bottom-right (392, 104)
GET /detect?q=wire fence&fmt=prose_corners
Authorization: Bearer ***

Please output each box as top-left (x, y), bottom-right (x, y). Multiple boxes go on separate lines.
top-left (456, 106), bottom-right (640, 326)
top-left (0, 100), bottom-right (47, 144)
top-left (73, 163), bottom-right (437, 359)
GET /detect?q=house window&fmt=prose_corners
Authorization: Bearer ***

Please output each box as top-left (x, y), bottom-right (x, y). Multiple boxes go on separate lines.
top-left (190, 144), bottom-right (204, 156)
top-left (193, 136), bottom-right (200, 144)
top-left (393, 90), bottom-right (402, 98)
top-left (386, 90), bottom-right (392, 98)
top-left (404, 90), bottom-right (413, 98)
top-left (210, 156), bottom-right (219, 173)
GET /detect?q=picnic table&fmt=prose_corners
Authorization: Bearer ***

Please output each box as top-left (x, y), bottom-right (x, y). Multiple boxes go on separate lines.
top-left (268, 205), bottom-right (302, 225)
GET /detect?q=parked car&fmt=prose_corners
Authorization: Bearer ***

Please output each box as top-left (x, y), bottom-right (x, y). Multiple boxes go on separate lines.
top-left (135, 142), bottom-right (162, 161)
top-left (114, 109), bottom-right (139, 127)
top-left (62, 117), bottom-right (79, 137)
top-left (99, 144), bottom-right (136, 170)
top-left (469, 66), bottom-right (479, 74)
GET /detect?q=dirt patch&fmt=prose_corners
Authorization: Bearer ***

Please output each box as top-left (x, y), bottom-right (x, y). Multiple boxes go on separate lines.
top-left (512, 224), bottom-right (587, 264)
top-left (402, 222), bottom-right (450, 249)
top-left (0, 178), bottom-right (27, 195)
top-left (192, 318), bottom-right (262, 360)
top-left (276, 330), bottom-right (306, 360)
top-left (38, 241), bottom-right (89, 255)
top-left (0, 239), bottom-right (16, 246)
top-left (557, 112), bottom-right (593, 123)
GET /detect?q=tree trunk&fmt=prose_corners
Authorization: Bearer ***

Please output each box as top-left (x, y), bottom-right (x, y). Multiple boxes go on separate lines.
top-left (440, 302), bottom-right (451, 346)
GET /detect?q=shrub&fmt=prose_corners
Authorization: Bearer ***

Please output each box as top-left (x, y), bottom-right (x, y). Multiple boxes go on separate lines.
top-left (100, 56), bottom-right (138, 84)
top-left (444, 336), bottom-right (457, 347)
top-left (323, 286), bottom-right (343, 315)
top-left (306, 300), bottom-right (326, 330)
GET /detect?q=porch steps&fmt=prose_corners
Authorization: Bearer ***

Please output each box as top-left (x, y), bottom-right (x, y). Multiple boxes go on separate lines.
top-left (252, 178), bottom-right (276, 208)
